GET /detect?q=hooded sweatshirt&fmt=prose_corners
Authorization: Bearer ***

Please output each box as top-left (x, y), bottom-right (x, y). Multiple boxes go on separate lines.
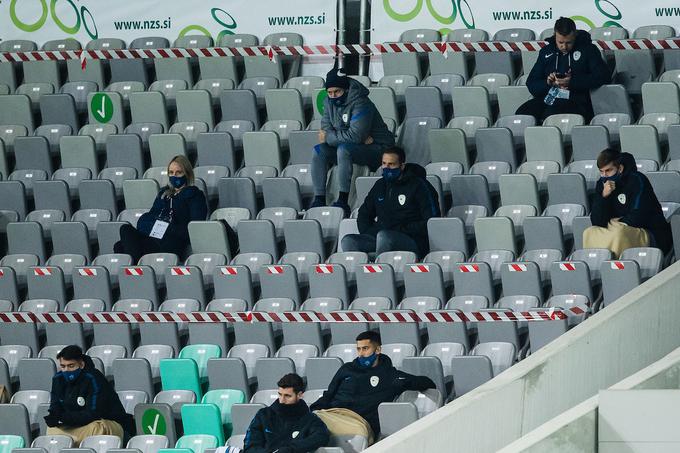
top-left (46, 355), bottom-right (133, 433)
top-left (309, 354), bottom-right (435, 436)
top-left (357, 163), bottom-right (441, 257)
top-left (244, 399), bottom-right (330, 453)
top-left (590, 152), bottom-right (672, 253)
top-left (320, 78), bottom-right (395, 148)
top-left (526, 30), bottom-right (610, 112)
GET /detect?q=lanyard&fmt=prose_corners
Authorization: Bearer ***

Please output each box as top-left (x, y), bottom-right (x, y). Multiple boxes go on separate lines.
top-left (555, 51), bottom-right (572, 73)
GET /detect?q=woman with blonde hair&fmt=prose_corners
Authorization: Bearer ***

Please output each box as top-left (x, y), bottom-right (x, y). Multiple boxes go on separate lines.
top-left (114, 155), bottom-right (207, 261)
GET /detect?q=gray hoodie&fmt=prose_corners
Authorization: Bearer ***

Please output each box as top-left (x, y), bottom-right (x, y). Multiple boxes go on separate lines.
top-left (321, 78), bottom-right (395, 148)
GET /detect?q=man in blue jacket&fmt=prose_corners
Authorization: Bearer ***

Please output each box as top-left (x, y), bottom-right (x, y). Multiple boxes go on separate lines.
top-left (244, 373), bottom-right (329, 452)
top-left (311, 65), bottom-right (395, 216)
top-left (341, 146), bottom-right (440, 258)
top-left (516, 17), bottom-right (610, 122)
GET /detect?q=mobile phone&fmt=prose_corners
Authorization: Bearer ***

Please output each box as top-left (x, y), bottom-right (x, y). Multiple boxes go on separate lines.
top-left (555, 72), bottom-right (567, 78)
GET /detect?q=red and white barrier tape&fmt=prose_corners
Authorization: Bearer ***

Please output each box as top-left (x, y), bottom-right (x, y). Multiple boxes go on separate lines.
top-left (1, 39), bottom-right (679, 63)
top-left (0, 308), bottom-right (586, 324)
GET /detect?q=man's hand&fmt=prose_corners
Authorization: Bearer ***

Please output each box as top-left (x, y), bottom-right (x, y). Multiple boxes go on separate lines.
top-left (602, 180), bottom-right (616, 198)
top-left (555, 72), bottom-right (571, 89)
top-left (364, 136), bottom-right (374, 145)
top-left (547, 72), bottom-right (557, 86)
top-left (318, 129), bottom-right (326, 144)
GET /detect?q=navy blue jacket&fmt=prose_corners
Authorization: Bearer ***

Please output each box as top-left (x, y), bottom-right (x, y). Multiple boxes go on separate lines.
top-left (136, 185), bottom-right (207, 248)
top-left (310, 354), bottom-right (435, 435)
top-left (46, 356), bottom-right (133, 433)
top-left (357, 164), bottom-right (440, 257)
top-left (526, 30), bottom-right (610, 112)
top-left (591, 153), bottom-right (672, 253)
top-left (244, 399), bottom-right (329, 453)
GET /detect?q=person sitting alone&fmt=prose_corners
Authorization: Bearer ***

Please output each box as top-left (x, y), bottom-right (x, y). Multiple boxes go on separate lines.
top-left (310, 65), bottom-right (395, 216)
top-left (44, 345), bottom-right (133, 444)
top-left (341, 146), bottom-right (440, 258)
top-left (114, 155), bottom-right (207, 262)
top-left (516, 16), bottom-right (610, 122)
top-left (310, 331), bottom-right (435, 445)
top-left (584, 148), bottom-right (672, 257)
top-left (243, 373), bottom-right (329, 452)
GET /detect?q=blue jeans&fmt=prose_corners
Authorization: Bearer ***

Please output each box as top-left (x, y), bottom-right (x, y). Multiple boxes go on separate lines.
top-left (341, 230), bottom-right (420, 256)
top-left (311, 142), bottom-right (385, 195)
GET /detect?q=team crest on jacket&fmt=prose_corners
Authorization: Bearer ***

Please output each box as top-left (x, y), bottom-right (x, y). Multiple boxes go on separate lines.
top-left (77, 397), bottom-right (86, 407)
top-left (342, 113), bottom-right (349, 123)
top-left (370, 376), bottom-right (380, 387)
top-left (398, 194), bottom-right (406, 205)
top-left (618, 193), bottom-right (626, 204)
top-left (573, 51), bottom-right (581, 61)
top-left (292, 431), bottom-right (300, 438)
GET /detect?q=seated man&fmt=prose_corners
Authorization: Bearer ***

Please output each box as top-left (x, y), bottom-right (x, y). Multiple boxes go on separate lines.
top-left (45, 345), bottom-right (133, 444)
top-left (310, 331), bottom-right (435, 444)
top-left (516, 16), bottom-right (610, 122)
top-left (244, 373), bottom-right (329, 453)
top-left (341, 146), bottom-right (440, 258)
top-left (310, 65), bottom-right (395, 216)
top-left (584, 148), bottom-right (672, 257)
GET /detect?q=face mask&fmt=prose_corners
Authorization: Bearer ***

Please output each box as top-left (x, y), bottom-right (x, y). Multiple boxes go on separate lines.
top-left (169, 175), bottom-right (187, 189)
top-left (382, 167), bottom-right (401, 182)
top-left (357, 352), bottom-right (378, 368)
top-left (63, 369), bottom-right (81, 383)
top-left (600, 172), bottom-right (621, 183)
top-left (332, 92), bottom-right (348, 106)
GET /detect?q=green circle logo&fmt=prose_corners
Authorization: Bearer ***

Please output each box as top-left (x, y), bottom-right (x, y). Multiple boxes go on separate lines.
top-left (316, 90), bottom-right (328, 117)
top-left (383, 0), bottom-right (423, 22)
top-left (91, 93), bottom-right (113, 123)
top-left (51, 0), bottom-right (80, 34)
top-left (141, 409), bottom-right (167, 435)
top-left (10, 0), bottom-right (48, 32)
top-left (426, 0), bottom-right (457, 25)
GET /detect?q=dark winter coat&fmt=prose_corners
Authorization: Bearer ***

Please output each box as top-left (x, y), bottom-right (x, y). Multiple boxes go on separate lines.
top-left (526, 30), bottom-right (610, 114)
top-left (136, 185), bottom-right (208, 249)
top-left (320, 78), bottom-right (395, 148)
top-left (46, 356), bottom-right (133, 433)
top-left (243, 399), bottom-right (330, 453)
top-left (357, 163), bottom-right (441, 256)
top-left (309, 354), bottom-right (435, 435)
top-left (591, 152), bottom-right (672, 253)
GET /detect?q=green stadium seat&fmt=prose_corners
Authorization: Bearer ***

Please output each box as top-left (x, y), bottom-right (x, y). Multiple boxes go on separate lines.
top-left (201, 389), bottom-right (246, 438)
top-left (178, 344), bottom-right (221, 381)
top-left (174, 434), bottom-right (219, 453)
top-left (160, 358), bottom-right (203, 400)
top-left (181, 404), bottom-right (225, 445)
top-left (0, 435), bottom-right (25, 453)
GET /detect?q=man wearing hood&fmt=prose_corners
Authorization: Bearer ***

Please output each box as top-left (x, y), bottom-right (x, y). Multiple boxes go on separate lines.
top-left (585, 148), bottom-right (672, 257)
top-left (310, 331), bottom-right (435, 444)
top-left (341, 146), bottom-right (440, 258)
top-left (311, 65), bottom-right (395, 216)
top-left (516, 17), bottom-right (610, 122)
top-left (45, 345), bottom-right (133, 444)
top-left (243, 373), bottom-right (329, 452)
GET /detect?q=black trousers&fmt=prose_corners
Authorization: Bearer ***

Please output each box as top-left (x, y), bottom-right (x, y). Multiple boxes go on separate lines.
top-left (113, 224), bottom-right (164, 263)
top-left (516, 97), bottom-right (594, 123)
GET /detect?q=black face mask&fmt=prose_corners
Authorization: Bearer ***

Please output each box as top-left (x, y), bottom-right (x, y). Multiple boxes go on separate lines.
top-left (331, 91), bottom-right (348, 107)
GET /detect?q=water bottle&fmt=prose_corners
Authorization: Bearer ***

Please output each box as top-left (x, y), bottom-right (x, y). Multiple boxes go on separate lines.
top-left (544, 86), bottom-right (559, 106)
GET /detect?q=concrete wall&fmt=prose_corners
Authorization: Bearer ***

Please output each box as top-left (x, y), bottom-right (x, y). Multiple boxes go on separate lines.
top-left (499, 347), bottom-right (680, 452)
top-left (367, 262), bottom-right (680, 453)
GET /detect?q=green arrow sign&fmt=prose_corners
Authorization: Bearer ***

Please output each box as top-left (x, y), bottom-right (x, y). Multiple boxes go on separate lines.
top-left (141, 408), bottom-right (167, 435)
top-left (91, 92), bottom-right (113, 123)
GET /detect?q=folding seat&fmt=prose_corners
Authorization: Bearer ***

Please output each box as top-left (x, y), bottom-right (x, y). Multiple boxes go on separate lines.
top-left (522, 216), bottom-right (565, 256)
top-left (138, 253), bottom-right (179, 287)
top-left (105, 135), bottom-right (145, 180)
top-left (451, 261), bottom-right (495, 304)
top-left (324, 343), bottom-right (360, 364)
top-left (85, 91), bottom-right (127, 132)
top-left (619, 125), bottom-right (662, 168)
top-left (498, 173), bottom-right (540, 216)
top-left (34, 124), bottom-right (72, 157)
top-left (376, 251), bottom-right (418, 286)
top-left (519, 248), bottom-right (562, 283)
top-left (467, 73), bottom-right (511, 104)
top-left (570, 125), bottom-right (610, 165)
top-left (14, 136), bottom-right (52, 176)
top-left (400, 262), bottom-right (446, 302)
top-left (122, 179), bottom-right (159, 212)
top-left (0, 181), bottom-right (28, 226)
top-left (129, 91), bottom-right (169, 131)
top-left (546, 172), bottom-right (590, 217)
top-left (642, 82), bottom-right (680, 117)
top-left (349, 296), bottom-right (393, 311)
top-left (394, 116), bottom-right (440, 167)
top-left (473, 128), bottom-right (517, 174)
top-left (303, 262), bottom-right (350, 306)
top-left (447, 116), bottom-right (490, 150)
top-left (474, 216), bottom-right (517, 256)
top-left (619, 247), bottom-right (663, 281)
top-left (18, 357), bottom-right (55, 391)
top-left (10, 390), bottom-right (50, 433)
top-left (163, 266), bottom-right (206, 308)
top-left (119, 265), bottom-right (159, 308)
top-left (25, 265), bottom-right (67, 308)
top-left (500, 261), bottom-right (543, 304)
top-left (253, 297), bottom-right (295, 313)
top-left (16, 82), bottom-right (56, 110)
top-left (589, 85), bottom-right (633, 119)
top-left (46, 253), bottom-right (87, 288)
top-left (148, 134), bottom-right (186, 169)
top-left (542, 114), bottom-right (585, 144)
top-left (550, 258), bottom-right (595, 304)
top-left (219, 90), bottom-right (261, 130)
top-left (29, 435), bottom-right (74, 453)
top-left (0, 125), bottom-right (28, 157)
top-left (0, 95), bottom-right (34, 133)
top-left (8, 170), bottom-right (47, 201)
top-left (639, 113), bottom-right (680, 147)
top-left (601, 260), bottom-right (641, 307)
top-left (258, 264), bottom-right (301, 306)
top-left (374, 342), bottom-right (414, 370)
top-left (366, 87), bottom-right (399, 123)
top-left (452, 86), bottom-right (492, 121)
top-left (613, 50), bottom-right (656, 95)
top-left (6, 222), bottom-right (46, 263)
top-left (124, 435), bottom-right (168, 453)
top-left (287, 130), bottom-right (321, 166)
top-left (378, 318), bottom-right (422, 356)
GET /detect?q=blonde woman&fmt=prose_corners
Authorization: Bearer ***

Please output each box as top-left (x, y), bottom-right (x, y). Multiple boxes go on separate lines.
top-left (114, 155), bottom-right (207, 261)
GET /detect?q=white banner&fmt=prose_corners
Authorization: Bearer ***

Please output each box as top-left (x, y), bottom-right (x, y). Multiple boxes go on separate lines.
top-left (0, 0), bottom-right (336, 47)
top-left (371, 0), bottom-right (680, 43)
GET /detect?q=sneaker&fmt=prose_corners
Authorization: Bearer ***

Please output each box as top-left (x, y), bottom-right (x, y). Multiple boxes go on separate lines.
top-left (309, 196), bottom-right (326, 209)
top-left (331, 200), bottom-right (351, 218)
